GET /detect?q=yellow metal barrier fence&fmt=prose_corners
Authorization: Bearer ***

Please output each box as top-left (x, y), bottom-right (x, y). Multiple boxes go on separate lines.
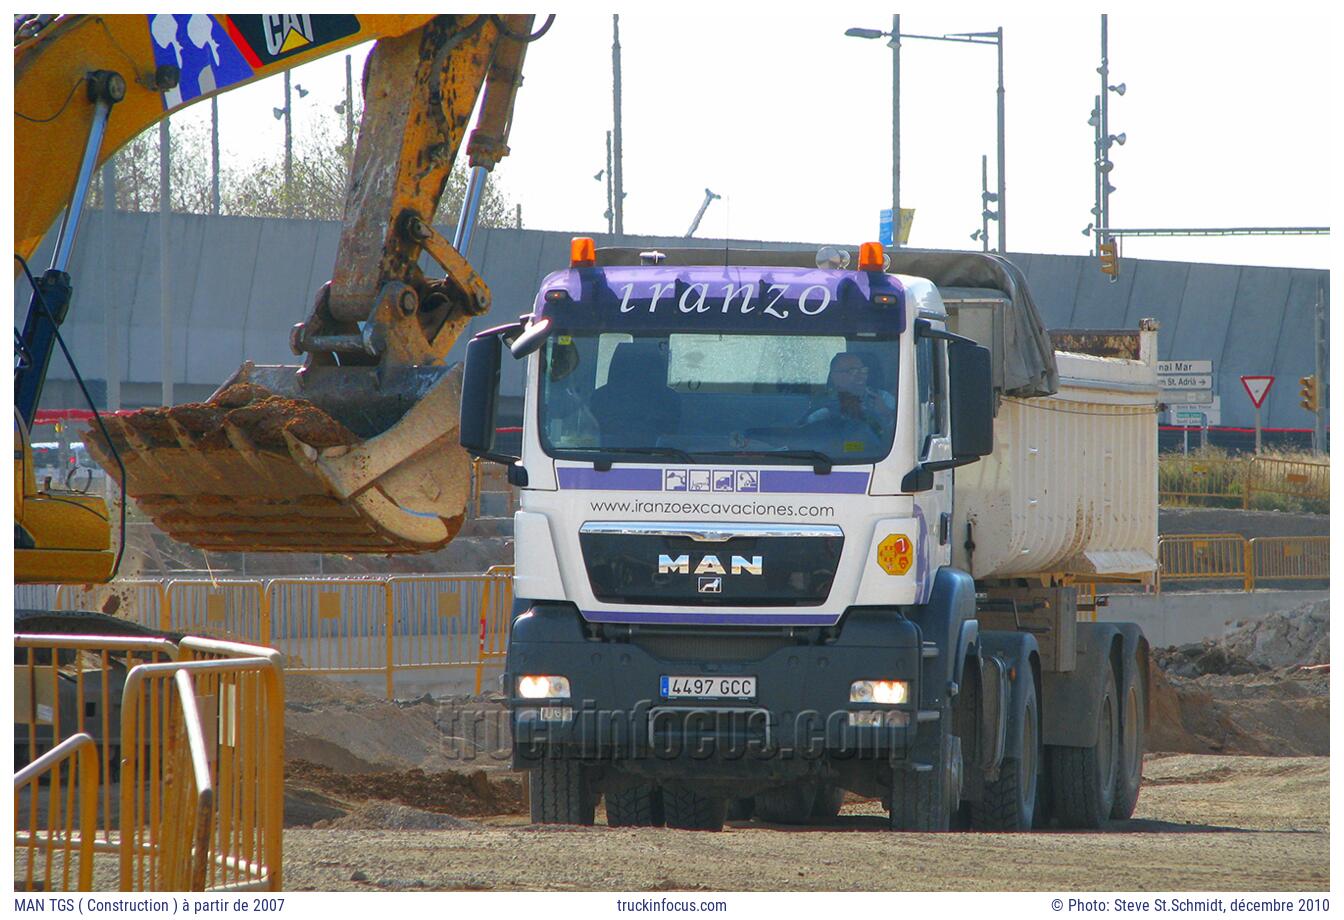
top-left (1157, 534), bottom-right (1252, 592)
top-left (14, 733), bottom-right (99, 892)
top-left (167, 579), bottom-right (269, 642)
top-left (15, 635), bottom-right (180, 849)
top-left (56, 581), bottom-right (168, 631)
top-left (1159, 455), bottom-right (1329, 510)
top-left (120, 652), bottom-right (284, 892)
top-left (1252, 536), bottom-right (1330, 583)
top-left (28, 569), bottom-right (517, 700)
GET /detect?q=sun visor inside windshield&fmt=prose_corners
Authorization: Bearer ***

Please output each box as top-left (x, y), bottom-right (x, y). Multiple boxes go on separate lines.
top-left (533, 267), bottom-right (905, 337)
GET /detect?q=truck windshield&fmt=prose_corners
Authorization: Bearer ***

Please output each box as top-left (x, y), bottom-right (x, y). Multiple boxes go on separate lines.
top-left (538, 331), bottom-right (898, 464)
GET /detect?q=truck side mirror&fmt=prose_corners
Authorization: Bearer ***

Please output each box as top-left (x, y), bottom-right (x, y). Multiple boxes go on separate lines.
top-left (460, 325), bottom-right (519, 464)
top-left (948, 338), bottom-right (994, 463)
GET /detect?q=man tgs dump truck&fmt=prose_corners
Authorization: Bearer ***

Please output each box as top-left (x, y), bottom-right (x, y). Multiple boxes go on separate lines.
top-left (461, 241), bottom-right (1157, 832)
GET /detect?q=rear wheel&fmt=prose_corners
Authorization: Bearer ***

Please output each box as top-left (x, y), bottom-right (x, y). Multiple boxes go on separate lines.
top-left (662, 786), bottom-right (726, 831)
top-left (1050, 667), bottom-right (1119, 829)
top-left (1111, 660), bottom-right (1146, 820)
top-left (971, 673), bottom-right (1039, 831)
top-left (605, 784), bottom-right (664, 827)
top-left (529, 757), bottom-right (595, 825)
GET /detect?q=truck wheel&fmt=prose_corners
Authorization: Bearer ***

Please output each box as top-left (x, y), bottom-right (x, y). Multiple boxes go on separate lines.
top-left (662, 786), bottom-right (726, 831)
top-left (810, 784), bottom-right (845, 822)
top-left (1050, 667), bottom-right (1119, 829)
top-left (971, 673), bottom-right (1039, 831)
top-left (725, 798), bottom-right (755, 821)
top-left (753, 783), bottom-right (817, 825)
top-left (529, 757), bottom-right (595, 825)
top-left (1111, 661), bottom-right (1145, 820)
top-left (889, 733), bottom-right (958, 832)
top-left (605, 784), bottom-right (664, 827)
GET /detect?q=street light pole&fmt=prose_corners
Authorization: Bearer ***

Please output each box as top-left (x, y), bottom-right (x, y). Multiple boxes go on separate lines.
top-left (283, 71), bottom-right (293, 217)
top-left (891, 14), bottom-right (900, 249)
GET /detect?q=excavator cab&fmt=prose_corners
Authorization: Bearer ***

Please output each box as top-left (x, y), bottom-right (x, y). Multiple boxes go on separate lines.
top-left (16, 14), bottom-right (541, 559)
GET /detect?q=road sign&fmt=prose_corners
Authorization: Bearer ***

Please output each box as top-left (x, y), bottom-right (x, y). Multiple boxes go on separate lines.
top-left (1164, 389), bottom-right (1219, 405)
top-left (1173, 409), bottom-right (1206, 427)
top-left (1157, 374), bottom-right (1213, 390)
top-left (1241, 375), bottom-right (1274, 408)
top-left (878, 208), bottom-right (916, 246)
top-left (1158, 360), bottom-right (1212, 375)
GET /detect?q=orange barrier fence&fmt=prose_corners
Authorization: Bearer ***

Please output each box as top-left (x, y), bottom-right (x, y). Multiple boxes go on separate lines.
top-left (14, 733), bottom-right (99, 892)
top-left (13, 635), bottom-right (284, 892)
top-left (1157, 533), bottom-right (1329, 592)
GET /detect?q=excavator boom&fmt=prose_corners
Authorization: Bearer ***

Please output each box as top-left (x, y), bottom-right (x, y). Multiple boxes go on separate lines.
top-left (15, 14), bottom-right (539, 572)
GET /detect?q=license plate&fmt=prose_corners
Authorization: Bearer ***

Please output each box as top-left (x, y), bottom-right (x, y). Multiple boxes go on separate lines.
top-left (660, 675), bottom-right (756, 700)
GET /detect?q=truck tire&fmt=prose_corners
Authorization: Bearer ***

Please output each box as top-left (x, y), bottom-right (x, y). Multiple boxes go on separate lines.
top-left (726, 798), bottom-right (755, 822)
top-left (753, 783), bottom-right (816, 825)
top-left (529, 757), bottom-right (595, 825)
top-left (1111, 662), bottom-right (1145, 820)
top-left (889, 733), bottom-right (958, 832)
top-left (662, 786), bottom-right (726, 831)
top-left (971, 673), bottom-right (1039, 831)
top-left (605, 784), bottom-right (664, 827)
top-left (810, 784), bottom-right (845, 822)
top-left (1050, 667), bottom-right (1119, 829)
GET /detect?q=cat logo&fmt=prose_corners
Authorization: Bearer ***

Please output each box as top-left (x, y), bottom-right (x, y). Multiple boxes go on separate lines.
top-left (263, 14), bottom-right (314, 55)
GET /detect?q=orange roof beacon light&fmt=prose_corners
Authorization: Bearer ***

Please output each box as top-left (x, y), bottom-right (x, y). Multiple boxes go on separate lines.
top-left (570, 237), bottom-right (597, 267)
top-left (857, 241), bottom-right (886, 271)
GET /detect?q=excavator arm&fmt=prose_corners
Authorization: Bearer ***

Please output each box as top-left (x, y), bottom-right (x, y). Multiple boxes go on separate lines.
top-left (14, 14), bottom-right (542, 579)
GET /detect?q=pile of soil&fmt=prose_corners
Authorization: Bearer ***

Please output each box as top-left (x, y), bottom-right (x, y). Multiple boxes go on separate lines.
top-left (1148, 599), bottom-right (1329, 756)
top-left (318, 802), bottom-right (481, 831)
top-left (287, 759), bottom-right (524, 820)
top-left (107, 383), bottom-right (359, 452)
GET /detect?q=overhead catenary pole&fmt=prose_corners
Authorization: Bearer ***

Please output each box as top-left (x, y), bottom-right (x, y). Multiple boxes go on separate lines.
top-left (159, 119), bottom-right (173, 407)
top-left (210, 96), bottom-right (220, 215)
top-left (612, 14), bottom-right (624, 236)
top-left (101, 158), bottom-right (119, 411)
top-left (995, 26), bottom-right (1005, 252)
top-left (283, 71), bottom-right (293, 217)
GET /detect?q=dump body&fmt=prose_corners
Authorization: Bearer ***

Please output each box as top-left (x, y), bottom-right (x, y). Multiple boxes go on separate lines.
top-left (950, 337), bottom-right (1160, 581)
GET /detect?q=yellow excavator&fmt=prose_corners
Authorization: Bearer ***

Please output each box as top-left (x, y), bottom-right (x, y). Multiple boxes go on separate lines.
top-left (15, 13), bottom-right (548, 585)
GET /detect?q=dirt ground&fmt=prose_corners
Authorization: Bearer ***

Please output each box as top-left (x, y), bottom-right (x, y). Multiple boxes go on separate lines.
top-left (273, 598), bottom-right (1329, 891)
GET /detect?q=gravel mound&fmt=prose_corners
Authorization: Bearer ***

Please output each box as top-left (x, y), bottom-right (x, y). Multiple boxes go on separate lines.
top-left (1149, 598), bottom-right (1329, 756)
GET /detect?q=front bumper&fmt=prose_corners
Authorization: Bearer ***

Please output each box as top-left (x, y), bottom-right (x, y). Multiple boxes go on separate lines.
top-left (505, 603), bottom-right (925, 777)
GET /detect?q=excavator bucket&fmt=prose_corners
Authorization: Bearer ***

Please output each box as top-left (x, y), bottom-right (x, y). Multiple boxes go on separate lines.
top-left (77, 14), bottom-right (541, 557)
top-left (84, 363), bottom-right (470, 553)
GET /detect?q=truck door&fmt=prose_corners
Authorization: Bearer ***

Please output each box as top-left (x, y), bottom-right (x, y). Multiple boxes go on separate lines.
top-left (915, 333), bottom-right (953, 572)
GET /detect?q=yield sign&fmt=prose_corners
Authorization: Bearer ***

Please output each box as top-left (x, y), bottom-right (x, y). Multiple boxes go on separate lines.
top-left (1241, 375), bottom-right (1274, 408)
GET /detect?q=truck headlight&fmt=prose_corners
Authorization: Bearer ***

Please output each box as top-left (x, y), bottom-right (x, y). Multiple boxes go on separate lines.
top-left (518, 675), bottom-right (571, 699)
top-left (850, 679), bottom-right (909, 705)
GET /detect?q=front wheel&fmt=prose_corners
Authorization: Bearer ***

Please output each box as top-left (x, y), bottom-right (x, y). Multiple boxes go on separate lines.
top-left (971, 672), bottom-right (1039, 831)
top-left (889, 732), bottom-right (959, 832)
top-left (529, 757), bottom-right (595, 826)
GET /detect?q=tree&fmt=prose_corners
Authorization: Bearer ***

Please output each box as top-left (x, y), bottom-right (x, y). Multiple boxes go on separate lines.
top-left (93, 112), bottom-right (518, 230)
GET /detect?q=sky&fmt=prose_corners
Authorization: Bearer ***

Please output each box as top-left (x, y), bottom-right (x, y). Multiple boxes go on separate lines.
top-left (177, 4), bottom-right (1337, 272)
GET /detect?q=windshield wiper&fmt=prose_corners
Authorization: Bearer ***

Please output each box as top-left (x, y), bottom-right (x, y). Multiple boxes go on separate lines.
top-left (695, 449), bottom-right (833, 475)
top-left (572, 446), bottom-right (696, 471)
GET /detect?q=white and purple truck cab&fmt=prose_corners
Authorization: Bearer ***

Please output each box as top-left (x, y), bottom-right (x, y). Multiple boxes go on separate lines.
top-left (462, 242), bottom-right (1060, 832)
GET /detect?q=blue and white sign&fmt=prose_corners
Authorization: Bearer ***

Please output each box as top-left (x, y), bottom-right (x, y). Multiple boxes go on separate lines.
top-left (878, 208), bottom-right (894, 247)
top-left (147, 14), bottom-right (254, 109)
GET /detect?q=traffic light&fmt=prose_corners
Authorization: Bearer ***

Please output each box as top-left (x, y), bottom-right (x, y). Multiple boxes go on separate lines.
top-left (1299, 374), bottom-right (1319, 413)
top-left (1098, 241), bottom-right (1119, 277)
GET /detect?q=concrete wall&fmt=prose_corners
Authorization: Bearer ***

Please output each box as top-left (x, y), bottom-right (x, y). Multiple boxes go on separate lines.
top-left (20, 211), bottom-right (1328, 426)
top-left (1100, 589), bottom-right (1329, 647)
